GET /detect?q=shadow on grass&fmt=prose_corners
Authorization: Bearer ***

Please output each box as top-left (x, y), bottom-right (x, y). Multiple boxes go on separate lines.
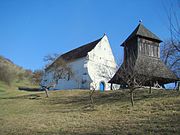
top-left (0, 93), bottom-right (42, 100)
top-left (33, 130), bottom-right (117, 135)
top-left (43, 89), bottom-right (180, 112)
top-left (1, 88), bottom-right (180, 113)
top-left (46, 90), bottom-right (129, 105)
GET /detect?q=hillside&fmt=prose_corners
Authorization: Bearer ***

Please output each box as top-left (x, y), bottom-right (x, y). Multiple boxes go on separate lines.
top-left (0, 55), bottom-right (39, 86)
top-left (0, 81), bottom-right (180, 135)
top-left (0, 55), bottom-right (22, 71)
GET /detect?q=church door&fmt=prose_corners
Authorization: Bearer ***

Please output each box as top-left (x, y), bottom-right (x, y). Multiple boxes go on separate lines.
top-left (100, 82), bottom-right (105, 92)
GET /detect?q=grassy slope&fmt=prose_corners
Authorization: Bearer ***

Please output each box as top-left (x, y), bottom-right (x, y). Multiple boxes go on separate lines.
top-left (0, 82), bottom-right (180, 135)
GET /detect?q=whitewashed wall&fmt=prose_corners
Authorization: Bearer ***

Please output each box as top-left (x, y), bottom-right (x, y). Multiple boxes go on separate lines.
top-left (87, 35), bottom-right (119, 90)
top-left (41, 35), bottom-right (119, 90)
top-left (55, 57), bottom-right (91, 90)
top-left (41, 57), bottom-right (91, 90)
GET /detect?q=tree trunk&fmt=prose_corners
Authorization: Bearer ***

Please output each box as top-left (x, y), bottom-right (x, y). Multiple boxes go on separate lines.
top-left (177, 81), bottom-right (180, 91)
top-left (45, 88), bottom-right (49, 98)
top-left (130, 90), bottom-right (134, 107)
top-left (89, 89), bottom-right (95, 108)
top-left (149, 81), bottom-right (152, 94)
top-left (149, 86), bottom-right (152, 94)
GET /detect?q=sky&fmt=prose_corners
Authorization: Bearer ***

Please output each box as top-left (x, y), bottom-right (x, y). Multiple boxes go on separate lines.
top-left (0, 0), bottom-right (177, 71)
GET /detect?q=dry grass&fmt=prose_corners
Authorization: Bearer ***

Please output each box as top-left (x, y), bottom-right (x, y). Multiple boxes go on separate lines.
top-left (0, 81), bottom-right (180, 135)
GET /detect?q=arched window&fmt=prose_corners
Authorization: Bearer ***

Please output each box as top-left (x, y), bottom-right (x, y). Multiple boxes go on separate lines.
top-left (100, 82), bottom-right (105, 91)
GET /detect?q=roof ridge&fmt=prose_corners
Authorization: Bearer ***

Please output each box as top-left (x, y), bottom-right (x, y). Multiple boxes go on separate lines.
top-left (121, 24), bottom-right (162, 46)
top-left (61, 36), bottom-right (103, 58)
top-left (46, 36), bottom-right (103, 70)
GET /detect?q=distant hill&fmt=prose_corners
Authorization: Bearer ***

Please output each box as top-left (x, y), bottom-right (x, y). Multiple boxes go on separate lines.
top-left (0, 55), bottom-right (34, 85)
top-left (0, 55), bottom-right (22, 71)
top-left (0, 55), bottom-right (14, 64)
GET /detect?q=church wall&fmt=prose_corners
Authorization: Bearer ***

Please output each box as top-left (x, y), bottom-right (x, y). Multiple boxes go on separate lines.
top-left (41, 57), bottom-right (91, 90)
top-left (55, 57), bottom-right (90, 90)
top-left (87, 35), bottom-right (119, 90)
top-left (41, 35), bottom-right (119, 90)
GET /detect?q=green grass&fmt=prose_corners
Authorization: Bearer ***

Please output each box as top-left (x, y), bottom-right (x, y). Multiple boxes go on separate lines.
top-left (0, 81), bottom-right (180, 135)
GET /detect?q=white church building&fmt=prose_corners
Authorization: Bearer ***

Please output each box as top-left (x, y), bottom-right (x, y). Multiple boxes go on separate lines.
top-left (41, 34), bottom-right (119, 91)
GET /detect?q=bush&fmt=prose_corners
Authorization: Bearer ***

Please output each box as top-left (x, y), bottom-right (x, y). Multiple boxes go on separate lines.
top-left (0, 63), bottom-right (16, 85)
top-left (32, 70), bottom-right (44, 85)
top-left (16, 70), bottom-right (33, 83)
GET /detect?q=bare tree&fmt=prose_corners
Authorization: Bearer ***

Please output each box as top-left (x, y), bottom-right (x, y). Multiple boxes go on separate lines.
top-left (51, 58), bottom-right (73, 84)
top-left (41, 82), bottom-right (56, 97)
top-left (41, 54), bottom-right (73, 97)
top-left (115, 53), bottom-right (159, 106)
top-left (43, 53), bottom-right (59, 68)
top-left (161, 0), bottom-right (180, 78)
top-left (89, 82), bottom-right (97, 109)
top-left (161, 41), bottom-right (180, 78)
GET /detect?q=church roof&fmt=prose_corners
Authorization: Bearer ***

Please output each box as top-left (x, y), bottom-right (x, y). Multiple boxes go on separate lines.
top-left (60, 37), bottom-right (102, 61)
top-left (109, 57), bottom-right (179, 85)
top-left (135, 57), bottom-right (178, 80)
top-left (46, 36), bottom-right (103, 70)
top-left (121, 23), bottom-right (162, 46)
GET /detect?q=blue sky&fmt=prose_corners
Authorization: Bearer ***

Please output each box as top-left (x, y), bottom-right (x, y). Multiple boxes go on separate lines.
top-left (0, 0), bottom-right (175, 70)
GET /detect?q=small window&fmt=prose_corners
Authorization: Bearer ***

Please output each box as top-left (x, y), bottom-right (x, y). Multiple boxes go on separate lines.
top-left (67, 73), bottom-right (70, 80)
top-left (83, 73), bottom-right (87, 75)
top-left (82, 80), bottom-right (87, 84)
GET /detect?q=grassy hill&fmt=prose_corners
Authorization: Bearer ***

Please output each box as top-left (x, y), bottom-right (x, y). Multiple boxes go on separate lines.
top-left (0, 55), bottom-right (23, 73)
top-left (0, 55), bottom-right (36, 86)
top-left (0, 81), bottom-right (180, 135)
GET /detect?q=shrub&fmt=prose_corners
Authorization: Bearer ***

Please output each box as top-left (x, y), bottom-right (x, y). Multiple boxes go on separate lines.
top-left (32, 70), bottom-right (44, 85)
top-left (0, 63), bottom-right (16, 85)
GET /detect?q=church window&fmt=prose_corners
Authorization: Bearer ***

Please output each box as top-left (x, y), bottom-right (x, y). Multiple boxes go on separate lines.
top-left (83, 73), bottom-right (87, 75)
top-left (82, 80), bottom-right (87, 84)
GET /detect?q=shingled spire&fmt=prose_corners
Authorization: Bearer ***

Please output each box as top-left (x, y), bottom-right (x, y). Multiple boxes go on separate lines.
top-left (121, 23), bottom-right (162, 46)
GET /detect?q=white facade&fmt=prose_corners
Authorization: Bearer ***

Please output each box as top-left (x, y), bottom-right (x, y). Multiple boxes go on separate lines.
top-left (41, 35), bottom-right (119, 90)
